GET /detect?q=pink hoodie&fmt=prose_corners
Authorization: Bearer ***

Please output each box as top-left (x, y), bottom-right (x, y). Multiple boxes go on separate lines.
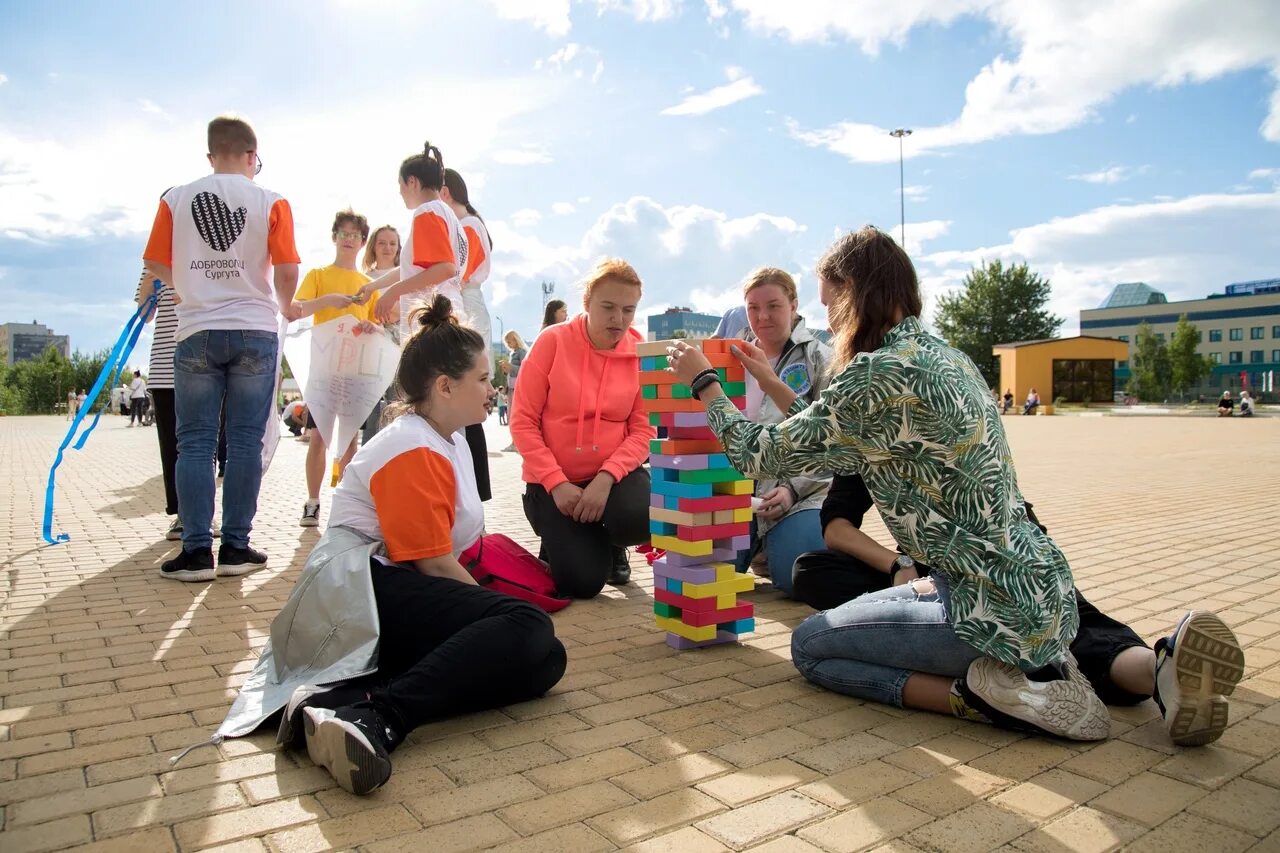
top-left (510, 315), bottom-right (656, 491)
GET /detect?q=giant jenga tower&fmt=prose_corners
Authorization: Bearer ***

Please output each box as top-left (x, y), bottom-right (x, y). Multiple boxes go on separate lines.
top-left (635, 339), bottom-right (756, 649)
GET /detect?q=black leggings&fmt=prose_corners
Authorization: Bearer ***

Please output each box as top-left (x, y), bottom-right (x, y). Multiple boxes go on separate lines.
top-left (129, 396), bottom-right (149, 425)
top-left (465, 424), bottom-right (491, 502)
top-left (523, 467), bottom-right (651, 599)
top-left (792, 550), bottom-right (1150, 706)
top-left (366, 560), bottom-right (566, 743)
top-left (151, 389), bottom-right (179, 516)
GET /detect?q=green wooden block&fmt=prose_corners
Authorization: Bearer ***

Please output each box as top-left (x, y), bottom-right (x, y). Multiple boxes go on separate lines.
top-left (669, 384), bottom-right (693, 399)
top-left (649, 413), bottom-right (662, 426)
top-left (721, 381), bottom-right (746, 396)
top-left (642, 385), bottom-right (658, 399)
top-left (654, 602), bottom-right (681, 619)
top-left (677, 466), bottom-right (747, 484)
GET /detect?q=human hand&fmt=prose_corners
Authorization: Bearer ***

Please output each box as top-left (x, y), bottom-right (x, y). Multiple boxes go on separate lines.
top-left (550, 482), bottom-right (584, 517)
top-left (891, 564), bottom-right (921, 586)
top-left (573, 473), bottom-right (613, 523)
top-left (756, 485), bottom-right (794, 521)
top-left (282, 302), bottom-right (304, 323)
top-left (351, 283), bottom-right (377, 305)
top-left (322, 293), bottom-right (355, 310)
top-left (730, 340), bottom-right (774, 384)
top-left (373, 289), bottom-right (399, 324)
top-left (667, 340), bottom-right (712, 385)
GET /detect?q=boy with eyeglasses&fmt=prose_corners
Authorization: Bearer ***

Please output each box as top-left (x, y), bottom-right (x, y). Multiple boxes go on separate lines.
top-left (143, 115), bottom-right (301, 582)
top-left (292, 209), bottom-right (381, 528)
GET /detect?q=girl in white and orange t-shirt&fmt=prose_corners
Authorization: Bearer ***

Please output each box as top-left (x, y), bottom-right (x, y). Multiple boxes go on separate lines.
top-left (442, 168), bottom-right (492, 369)
top-left (288, 294), bottom-right (566, 796)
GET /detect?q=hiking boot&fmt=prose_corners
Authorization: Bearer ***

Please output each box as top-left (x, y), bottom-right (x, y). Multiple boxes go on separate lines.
top-left (280, 683), bottom-right (373, 749)
top-left (1154, 610), bottom-right (1245, 746)
top-left (303, 704), bottom-right (395, 795)
top-left (216, 543), bottom-right (268, 577)
top-left (165, 518), bottom-right (183, 541)
top-left (300, 500), bottom-right (321, 528)
top-left (608, 547), bottom-right (631, 585)
top-left (160, 547), bottom-right (216, 583)
top-left (959, 654), bottom-right (1110, 741)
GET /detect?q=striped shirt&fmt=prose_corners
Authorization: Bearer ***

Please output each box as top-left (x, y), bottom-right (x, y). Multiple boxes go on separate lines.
top-left (135, 271), bottom-right (178, 389)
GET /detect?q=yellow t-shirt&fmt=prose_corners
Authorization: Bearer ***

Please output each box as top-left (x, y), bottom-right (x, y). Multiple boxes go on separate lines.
top-left (296, 265), bottom-right (377, 325)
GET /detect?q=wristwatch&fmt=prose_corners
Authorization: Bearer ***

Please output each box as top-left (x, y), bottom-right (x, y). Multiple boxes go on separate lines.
top-left (891, 554), bottom-right (915, 577)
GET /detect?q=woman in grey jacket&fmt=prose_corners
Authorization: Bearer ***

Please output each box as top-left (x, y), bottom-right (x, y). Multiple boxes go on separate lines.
top-left (729, 268), bottom-right (832, 595)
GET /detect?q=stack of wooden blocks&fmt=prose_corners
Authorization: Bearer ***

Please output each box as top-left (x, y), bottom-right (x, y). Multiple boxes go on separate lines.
top-left (636, 339), bottom-right (756, 649)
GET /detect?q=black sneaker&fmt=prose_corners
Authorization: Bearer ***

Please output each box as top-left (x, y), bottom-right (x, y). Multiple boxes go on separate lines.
top-left (216, 543), bottom-right (268, 577)
top-left (959, 654), bottom-right (1110, 741)
top-left (608, 547), bottom-right (631, 585)
top-left (165, 518), bottom-right (183, 541)
top-left (303, 704), bottom-right (395, 795)
top-left (279, 683), bottom-right (373, 749)
top-left (160, 547), bottom-right (215, 582)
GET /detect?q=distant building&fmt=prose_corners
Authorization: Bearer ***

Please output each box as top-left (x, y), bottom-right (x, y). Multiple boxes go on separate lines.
top-left (648, 307), bottom-right (720, 341)
top-left (0, 321), bottom-right (70, 366)
top-left (992, 336), bottom-right (1129, 412)
top-left (1080, 280), bottom-right (1280, 396)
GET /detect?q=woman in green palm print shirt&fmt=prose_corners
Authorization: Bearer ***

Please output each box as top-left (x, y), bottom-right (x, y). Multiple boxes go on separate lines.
top-left (669, 227), bottom-right (1110, 740)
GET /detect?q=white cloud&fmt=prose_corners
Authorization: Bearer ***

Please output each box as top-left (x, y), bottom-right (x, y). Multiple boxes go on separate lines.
top-left (491, 145), bottom-right (554, 165)
top-left (1248, 167), bottom-right (1280, 183)
top-left (919, 190), bottom-right (1280, 334)
top-left (486, 0), bottom-right (571, 35)
top-left (768, 0), bottom-right (1280, 162)
top-left (536, 43), bottom-right (605, 83)
top-left (551, 201), bottom-right (576, 215)
top-left (1068, 165), bottom-right (1149, 185)
top-left (901, 184), bottom-right (930, 201)
top-left (596, 0), bottom-right (682, 22)
top-left (0, 74), bottom-right (8, 86)
top-left (900, 219), bottom-right (951, 258)
top-left (661, 66), bottom-right (764, 116)
top-left (510, 208), bottom-right (543, 227)
top-left (137, 98), bottom-right (165, 116)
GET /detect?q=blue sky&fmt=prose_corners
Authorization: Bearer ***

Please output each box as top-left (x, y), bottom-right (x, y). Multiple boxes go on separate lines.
top-left (2, 0), bottom-right (1278, 366)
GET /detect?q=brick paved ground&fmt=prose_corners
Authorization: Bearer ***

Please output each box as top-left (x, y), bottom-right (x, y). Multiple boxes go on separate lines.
top-left (1, 413), bottom-right (1278, 853)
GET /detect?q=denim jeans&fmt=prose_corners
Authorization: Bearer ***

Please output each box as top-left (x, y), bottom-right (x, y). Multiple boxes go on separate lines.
top-left (175, 329), bottom-right (278, 551)
top-left (790, 581), bottom-right (983, 708)
top-left (735, 510), bottom-right (827, 596)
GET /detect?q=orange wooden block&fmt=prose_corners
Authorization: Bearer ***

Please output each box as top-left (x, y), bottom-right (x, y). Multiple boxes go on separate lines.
top-left (639, 369), bottom-right (679, 386)
top-left (702, 339), bottom-right (727, 354)
top-left (657, 384), bottom-right (673, 398)
top-left (654, 439), bottom-right (724, 455)
top-left (705, 354), bottom-right (735, 368)
top-left (643, 397), bottom-right (700, 412)
top-left (724, 365), bottom-right (745, 382)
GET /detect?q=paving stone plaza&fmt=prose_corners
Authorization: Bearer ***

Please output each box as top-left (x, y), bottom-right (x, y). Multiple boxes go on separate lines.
top-left (1, 414), bottom-right (1278, 852)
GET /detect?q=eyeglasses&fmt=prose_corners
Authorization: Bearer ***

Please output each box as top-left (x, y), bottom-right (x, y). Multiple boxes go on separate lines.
top-left (253, 153), bottom-right (263, 176)
top-left (335, 230), bottom-right (362, 240)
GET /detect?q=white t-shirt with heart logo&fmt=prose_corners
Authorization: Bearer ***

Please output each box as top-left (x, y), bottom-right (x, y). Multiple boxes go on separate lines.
top-left (144, 174), bottom-right (301, 342)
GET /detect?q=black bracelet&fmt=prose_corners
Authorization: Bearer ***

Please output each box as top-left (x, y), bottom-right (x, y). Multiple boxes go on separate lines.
top-left (690, 367), bottom-right (718, 386)
top-left (691, 374), bottom-right (723, 399)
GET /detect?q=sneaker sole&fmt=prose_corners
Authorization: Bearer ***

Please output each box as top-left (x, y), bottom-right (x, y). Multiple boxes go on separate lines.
top-left (299, 519), bottom-right (319, 527)
top-left (165, 531), bottom-right (183, 541)
top-left (967, 657), bottom-right (1111, 741)
top-left (216, 559), bottom-right (267, 578)
top-left (159, 567), bottom-right (216, 582)
top-left (1167, 611), bottom-right (1245, 747)
top-left (302, 708), bottom-right (391, 795)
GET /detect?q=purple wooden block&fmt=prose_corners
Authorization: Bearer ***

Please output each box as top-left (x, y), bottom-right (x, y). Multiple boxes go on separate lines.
top-left (652, 559), bottom-right (718, 584)
top-left (670, 412), bottom-right (709, 427)
top-left (665, 630), bottom-right (739, 650)
top-left (650, 493), bottom-right (667, 508)
top-left (717, 535), bottom-right (751, 551)
top-left (660, 548), bottom-right (736, 566)
top-left (649, 453), bottom-right (727, 471)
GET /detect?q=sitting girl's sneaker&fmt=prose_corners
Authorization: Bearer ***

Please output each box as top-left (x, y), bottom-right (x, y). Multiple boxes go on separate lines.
top-left (1154, 611), bottom-right (1245, 747)
top-left (303, 704), bottom-right (396, 796)
top-left (959, 654), bottom-right (1110, 741)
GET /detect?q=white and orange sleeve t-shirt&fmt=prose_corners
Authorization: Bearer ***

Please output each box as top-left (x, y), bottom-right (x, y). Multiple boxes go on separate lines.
top-left (143, 173), bottom-right (300, 341)
top-left (327, 413), bottom-right (483, 561)
top-left (398, 199), bottom-right (467, 340)
top-left (459, 214), bottom-right (491, 289)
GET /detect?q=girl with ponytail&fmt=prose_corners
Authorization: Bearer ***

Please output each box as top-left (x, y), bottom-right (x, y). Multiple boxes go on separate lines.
top-left (442, 168), bottom-right (493, 369)
top-left (270, 293), bottom-right (566, 796)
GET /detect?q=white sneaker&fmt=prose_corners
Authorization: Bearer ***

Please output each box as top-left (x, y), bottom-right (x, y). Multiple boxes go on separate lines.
top-left (1154, 611), bottom-right (1245, 747)
top-left (300, 500), bottom-right (321, 528)
top-left (961, 653), bottom-right (1110, 741)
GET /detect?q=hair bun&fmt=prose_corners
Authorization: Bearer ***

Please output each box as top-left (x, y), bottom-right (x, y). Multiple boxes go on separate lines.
top-left (414, 293), bottom-right (457, 331)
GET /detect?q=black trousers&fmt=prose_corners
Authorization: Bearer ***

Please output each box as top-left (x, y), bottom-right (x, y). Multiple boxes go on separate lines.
top-left (366, 560), bottom-right (566, 745)
top-left (465, 424), bottom-right (491, 502)
top-left (523, 467), bottom-right (651, 599)
top-left (129, 396), bottom-right (149, 425)
top-left (792, 550), bottom-right (1151, 706)
top-left (151, 389), bottom-right (179, 516)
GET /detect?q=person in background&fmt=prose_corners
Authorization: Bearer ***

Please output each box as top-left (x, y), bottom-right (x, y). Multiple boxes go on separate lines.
top-left (1217, 390), bottom-right (1234, 417)
top-left (541, 299), bottom-right (567, 330)
top-left (136, 266), bottom-right (183, 538)
top-left (713, 303), bottom-right (750, 340)
top-left (1023, 387), bottom-right (1041, 416)
top-left (361, 225), bottom-right (402, 444)
top-left (504, 330), bottom-right (527, 391)
top-left (128, 372), bottom-right (148, 427)
top-left (66, 389), bottom-right (77, 420)
top-left (1239, 390), bottom-right (1255, 417)
top-left (119, 383), bottom-right (130, 416)
top-left (496, 389), bottom-right (509, 426)
top-left (510, 258), bottom-right (655, 597)
top-left (1002, 389), bottom-right (1014, 414)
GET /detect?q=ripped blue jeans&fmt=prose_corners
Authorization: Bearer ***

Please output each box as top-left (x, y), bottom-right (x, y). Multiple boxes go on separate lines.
top-left (790, 578), bottom-right (983, 707)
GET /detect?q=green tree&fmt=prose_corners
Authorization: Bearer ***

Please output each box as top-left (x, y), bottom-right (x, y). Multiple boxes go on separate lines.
top-left (1168, 314), bottom-right (1212, 398)
top-left (1126, 322), bottom-right (1172, 402)
top-left (934, 260), bottom-right (1064, 387)
top-left (8, 345), bottom-right (72, 414)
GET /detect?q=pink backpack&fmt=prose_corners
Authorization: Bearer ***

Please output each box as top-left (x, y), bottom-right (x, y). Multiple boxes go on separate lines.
top-left (460, 534), bottom-right (572, 612)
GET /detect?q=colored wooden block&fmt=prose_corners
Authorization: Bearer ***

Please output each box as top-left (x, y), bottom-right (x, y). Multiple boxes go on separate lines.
top-left (650, 453), bottom-right (729, 471)
top-left (665, 631), bottom-right (736, 649)
top-left (713, 508), bottom-right (754, 524)
top-left (659, 547), bottom-right (738, 566)
top-left (720, 338), bottom-right (747, 353)
top-left (636, 339), bottom-right (680, 357)
top-left (702, 339), bottom-right (728, 354)
top-left (677, 467), bottom-right (746, 485)
top-left (717, 618), bottom-right (755, 635)
top-left (638, 369), bottom-right (679, 385)
top-left (651, 506), bottom-right (715, 526)
top-left (652, 561), bottom-right (720, 584)
top-left (665, 577), bottom-right (683, 594)
top-left (652, 479), bottom-right (714, 499)
top-left (668, 494), bottom-right (752, 512)
top-left (654, 587), bottom-right (718, 613)
top-left (713, 479), bottom-right (754, 496)
top-left (650, 411), bottom-right (711, 428)
top-left (682, 573), bottom-right (755, 598)
top-left (652, 534), bottom-right (713, 557)
top-left (720, 534), bottom-right (751, 551)
top-left (641, 397), bottom-right (701, 413)
top-left (656, 615), bottom-right (718, 642)
top-left (649, 520), bottom-right (676, 536)
top-left (676, 521), bottom-right (750, 541)
top-left (669, 384), bottom-right (694, 399)
top-left (666, 426), bottom-right (717, 440)
top-left (642, 384), bottom-right (658, 399)
top-left (650, 438), bottom-right (724, 455)
top-left (653, 601), bottom-right (680, 619)
top-left (721, 381), bottom-right (746, 396)
top-left (640, 355), bottom-right (665, 370)
top-left (704, 353), bottom-right (737, 368)
top-left (724, 365), bottom-right (745, 382)
top-left (683, 602), bottom-right (755, 627)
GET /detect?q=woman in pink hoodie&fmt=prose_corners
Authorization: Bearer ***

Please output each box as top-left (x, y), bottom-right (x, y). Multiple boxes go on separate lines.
top-left (511, 258), bottom-right (656, 597)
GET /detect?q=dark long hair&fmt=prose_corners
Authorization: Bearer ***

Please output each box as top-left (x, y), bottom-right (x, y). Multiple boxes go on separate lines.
top-left (387, 293), bottom-right (486, 419)
top-left (816, 226), bottom-right (922, 366)
top-left (443, 168), bottom-right (493, 251)
top-left (542, 299), bottom-right (567, 329)
top-left (399, 141), bottom-right (445, 191)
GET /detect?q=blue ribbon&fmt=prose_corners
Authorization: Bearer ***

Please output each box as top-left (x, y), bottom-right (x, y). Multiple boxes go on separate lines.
top-left (42, 280), bottom-right (163, 545)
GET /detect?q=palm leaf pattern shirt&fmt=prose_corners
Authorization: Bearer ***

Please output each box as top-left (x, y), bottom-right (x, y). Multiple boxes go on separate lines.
top-left (706, 316), bottom-right (1078, 670)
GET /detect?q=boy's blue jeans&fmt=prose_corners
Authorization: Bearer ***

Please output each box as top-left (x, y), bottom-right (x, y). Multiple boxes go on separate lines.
top-left (790, 580), bottom-right (983, 708)
top-left (174, 330), bottom-right (278, 552)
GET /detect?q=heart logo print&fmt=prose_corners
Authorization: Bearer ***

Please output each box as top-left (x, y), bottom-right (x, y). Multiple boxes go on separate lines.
top-left (191, 192), bottom-right (248, 252)
top-left (352, 325), bottom-right (364, 337)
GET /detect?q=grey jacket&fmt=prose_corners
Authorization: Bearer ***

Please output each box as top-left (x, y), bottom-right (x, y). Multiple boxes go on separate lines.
top-left (218, 526), bottom-right (383, 742)
top-left (747, 318), bottom-right (833, 538)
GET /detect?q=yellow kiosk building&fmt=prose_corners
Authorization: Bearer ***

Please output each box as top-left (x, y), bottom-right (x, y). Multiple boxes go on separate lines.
top-left (993, 336), bottom-right (1129, 414)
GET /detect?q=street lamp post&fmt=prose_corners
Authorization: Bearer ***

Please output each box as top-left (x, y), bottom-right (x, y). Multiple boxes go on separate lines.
top-left (889, 128), bottom-right (912, 249)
